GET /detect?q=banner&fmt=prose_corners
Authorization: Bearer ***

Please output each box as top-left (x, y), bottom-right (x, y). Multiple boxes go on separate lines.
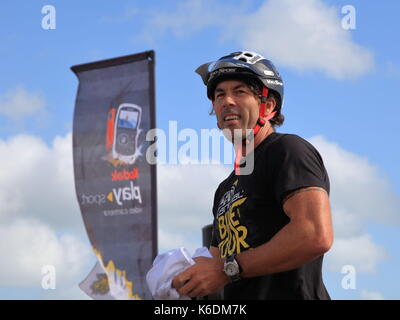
top-left (71, 51), bottom-right (157, 299)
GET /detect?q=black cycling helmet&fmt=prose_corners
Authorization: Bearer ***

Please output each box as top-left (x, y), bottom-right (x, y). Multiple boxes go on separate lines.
top-left (195, 51), bottom-right (284, 109)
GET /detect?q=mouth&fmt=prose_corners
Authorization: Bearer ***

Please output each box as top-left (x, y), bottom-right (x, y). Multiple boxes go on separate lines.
top-left (223, 114), bottom-right (241, 123)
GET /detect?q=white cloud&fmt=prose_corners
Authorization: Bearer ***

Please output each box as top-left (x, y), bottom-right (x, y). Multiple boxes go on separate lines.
top-left (236, 0), bottom-right (374, 79)
top-left (0, 133), bottom-right (82, 230)
top-left (0, 133), bottom-right (93, 291)
top-left (134, 0), bottom-right (246, 42)
top-left (0, 86), bottom-right (46, 120)
top-left (360, 289), bottom-right (384, 300)
top-left (329, 208), bottom-right (363, 238)
top-left (136, 0), bottom-right (374, 79)
top-left (325, 234), bottom-right (388, 273)
top-left (309, 136), bottom-right (398, 274)
top-left (310, 136), bottom-right (400, 227)
top-left (157, 163), bottom-right (230, 242)
top-left (0, 218), bottom-right (91, 287)
top-left (158, 229), bottom-right (198, 254)
top-left (40, 284), bottom-right (92, 300)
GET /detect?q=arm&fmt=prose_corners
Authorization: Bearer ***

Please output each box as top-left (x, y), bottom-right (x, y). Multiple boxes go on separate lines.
top-left (172, 187), bottom-right (333, 297)
top-left (236, 187), bottom-right (333, 277)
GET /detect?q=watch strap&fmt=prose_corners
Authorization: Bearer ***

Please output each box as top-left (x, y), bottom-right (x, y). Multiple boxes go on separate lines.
top-left (225, 254), bottom-right (241, 282)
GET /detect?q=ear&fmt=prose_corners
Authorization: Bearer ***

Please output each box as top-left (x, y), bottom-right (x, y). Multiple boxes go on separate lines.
top-left (265, 95), bottom-right (277, 116)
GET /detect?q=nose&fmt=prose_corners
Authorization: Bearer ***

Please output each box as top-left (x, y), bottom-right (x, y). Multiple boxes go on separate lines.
top-left (220, 93), bottom-right (236, 108)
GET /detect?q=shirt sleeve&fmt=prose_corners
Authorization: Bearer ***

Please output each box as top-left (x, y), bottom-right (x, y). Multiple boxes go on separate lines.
top-left (210, 220), bottom-right (218, 248)
top-left (272, 135), bottom-right (330, 205)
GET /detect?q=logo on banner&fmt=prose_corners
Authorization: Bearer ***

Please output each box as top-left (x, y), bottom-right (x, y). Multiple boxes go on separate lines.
top-left (104, 103), bottom-right (143, 167)
top-left (111, 168), bottom-right (139, 181)
top-left (110, 181), bottom-right (142, 206)
top-left (81, 193), bottom-right (107, 205)
top-left (80, 182), bottom-right (142, 207)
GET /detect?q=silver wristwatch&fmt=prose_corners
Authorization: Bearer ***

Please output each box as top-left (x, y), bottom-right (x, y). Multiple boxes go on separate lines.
top-left (224, 254), bottom-right (241, 282)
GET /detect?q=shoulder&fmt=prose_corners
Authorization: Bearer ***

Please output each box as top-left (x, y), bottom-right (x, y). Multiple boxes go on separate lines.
top-left (260, 133), bottom-right (320, 157)
top-left (257, 133), bottom-right (327, 178)
top-left (263, 134), bottom-right (330, 201)
top-left (273, 133), bottom-right (315, 150)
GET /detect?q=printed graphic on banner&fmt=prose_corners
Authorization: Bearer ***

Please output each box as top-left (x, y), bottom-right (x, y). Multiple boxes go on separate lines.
top-left (104, 103), bottom-right (143, 166)
top-left (71, 51), bottom-right (157, 300)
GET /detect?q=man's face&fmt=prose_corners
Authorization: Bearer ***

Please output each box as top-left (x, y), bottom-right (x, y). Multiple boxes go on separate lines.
top-left (212, 80), bottom-right (260, 138)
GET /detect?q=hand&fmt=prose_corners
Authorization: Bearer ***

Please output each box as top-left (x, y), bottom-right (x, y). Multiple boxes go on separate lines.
top-left (171, 256), bottom-right (230, 298)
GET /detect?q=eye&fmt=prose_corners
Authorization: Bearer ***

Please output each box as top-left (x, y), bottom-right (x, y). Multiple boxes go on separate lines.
top-left (235, 89), bottom-right (247, 95)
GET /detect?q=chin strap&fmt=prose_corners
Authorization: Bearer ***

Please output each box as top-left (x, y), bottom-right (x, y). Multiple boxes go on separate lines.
top-left (253, 87), bottom-right (276, 136)
top-left (234, 87), bottom-right (276, 175)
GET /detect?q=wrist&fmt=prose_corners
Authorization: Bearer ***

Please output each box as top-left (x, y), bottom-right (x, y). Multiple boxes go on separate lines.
top-left (223, 254), bottom-right (242, 282)
top-left (217, 258), bottom-right (230, 284)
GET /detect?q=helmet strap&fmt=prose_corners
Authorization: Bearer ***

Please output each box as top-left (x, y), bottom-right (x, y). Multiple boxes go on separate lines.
top-left (253, 87), bottom-right (276, 136)
top-left (234, 87), bottom-right (277, 175)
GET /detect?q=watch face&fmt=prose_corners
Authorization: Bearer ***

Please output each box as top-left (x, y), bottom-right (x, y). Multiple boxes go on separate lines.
top-left (225, 263), bottom-right (239, 276)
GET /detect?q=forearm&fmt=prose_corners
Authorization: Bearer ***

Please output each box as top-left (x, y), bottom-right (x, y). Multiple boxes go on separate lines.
top-left (237, 220), bottom-right (328, 278)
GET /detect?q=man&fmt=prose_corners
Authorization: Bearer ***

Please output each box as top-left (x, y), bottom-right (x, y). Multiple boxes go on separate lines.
top-left (172, 51), bottom-right (333, 300)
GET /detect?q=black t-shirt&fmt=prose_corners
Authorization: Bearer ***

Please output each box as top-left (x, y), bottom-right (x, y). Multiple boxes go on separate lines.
top-left (211, 132), bottom-right (331, 300)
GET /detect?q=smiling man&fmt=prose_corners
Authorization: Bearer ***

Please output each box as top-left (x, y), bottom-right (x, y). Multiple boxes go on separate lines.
top-left (172, 51), bottom-right (333, 300)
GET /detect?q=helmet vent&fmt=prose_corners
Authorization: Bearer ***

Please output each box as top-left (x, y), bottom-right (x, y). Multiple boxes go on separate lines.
top-left (208, 62), bottom-right (216, 72)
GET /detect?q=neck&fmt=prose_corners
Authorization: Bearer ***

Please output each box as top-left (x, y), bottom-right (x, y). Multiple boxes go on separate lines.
top-left (233, 122), bottom-right (274, 175)
top-left (239, 122), bottom-right (273, 156)
top-left (253, 122), bottom-right (274, 149)
top-left (235, 121), bottom-right (274, 157)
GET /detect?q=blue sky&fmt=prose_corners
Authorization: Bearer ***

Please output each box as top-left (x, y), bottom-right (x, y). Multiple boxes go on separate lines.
top-left (0, 0), bottom-right (399, 300)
